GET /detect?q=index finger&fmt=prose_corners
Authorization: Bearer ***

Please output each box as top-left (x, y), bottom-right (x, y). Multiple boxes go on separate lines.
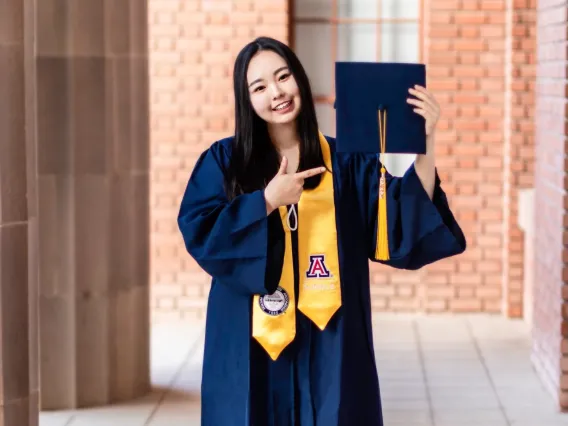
top-left (295, 167), bottom-right (326, 180)
top-left (409, 86), bottom-right (438, 110)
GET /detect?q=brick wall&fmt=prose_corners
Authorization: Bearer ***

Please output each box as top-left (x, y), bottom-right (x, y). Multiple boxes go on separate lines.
top-left (148, 0), bottom-right (536, 321)
top-left (148, 0), bottom-right (290, 322)
top-left (532, 0), bottom-right (567, 409)
top-left (371, 0), bottom-right (510, 314)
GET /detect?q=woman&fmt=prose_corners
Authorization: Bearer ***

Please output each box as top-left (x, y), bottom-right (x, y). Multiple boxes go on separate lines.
top-left (178, 37), bottom-right (465, 426)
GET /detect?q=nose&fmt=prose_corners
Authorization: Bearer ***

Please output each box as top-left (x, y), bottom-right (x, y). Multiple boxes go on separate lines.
top-left (270, 83), bottom-right (284, 99)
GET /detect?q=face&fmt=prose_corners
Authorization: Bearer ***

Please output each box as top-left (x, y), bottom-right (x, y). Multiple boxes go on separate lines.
top-left (246, 50), bottom-right (302, 125)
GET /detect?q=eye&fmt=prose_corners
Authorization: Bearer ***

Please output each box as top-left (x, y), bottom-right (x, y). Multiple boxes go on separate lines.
top-left (253, 85), bottom-right (265, 93)
top-left (278, 73), bottom-right (290, 81)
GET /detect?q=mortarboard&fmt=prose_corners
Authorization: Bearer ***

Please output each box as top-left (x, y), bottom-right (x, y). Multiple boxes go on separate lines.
top-left (333, 61), bottom-right (427, 155)
top-left (333, 62), bottom-right (428, 262)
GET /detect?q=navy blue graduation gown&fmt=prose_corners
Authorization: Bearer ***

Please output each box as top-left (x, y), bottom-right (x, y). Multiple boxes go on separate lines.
top-left (177, 135), bottom-right (466, 426)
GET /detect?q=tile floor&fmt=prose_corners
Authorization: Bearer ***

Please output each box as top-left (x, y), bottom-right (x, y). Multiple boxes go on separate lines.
top-left (39, 314), bottom-right (568, 426)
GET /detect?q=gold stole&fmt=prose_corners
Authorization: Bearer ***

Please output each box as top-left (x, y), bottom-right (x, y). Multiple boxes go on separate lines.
top-left (252, 132), bottom-right (342, 361)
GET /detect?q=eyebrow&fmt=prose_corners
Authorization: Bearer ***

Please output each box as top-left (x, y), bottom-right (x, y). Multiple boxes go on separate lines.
top-left (248, 66), bottom-right (290, 88)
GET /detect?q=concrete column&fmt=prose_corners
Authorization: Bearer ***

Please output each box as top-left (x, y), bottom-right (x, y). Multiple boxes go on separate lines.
top-left (0, 0), bottom-right (38, 423)
top-left (36, 0), bottom-right (151, 409)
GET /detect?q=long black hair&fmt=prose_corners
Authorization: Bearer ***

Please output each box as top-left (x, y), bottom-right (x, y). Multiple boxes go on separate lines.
top-left (224, 36), bottom-right (325, 200)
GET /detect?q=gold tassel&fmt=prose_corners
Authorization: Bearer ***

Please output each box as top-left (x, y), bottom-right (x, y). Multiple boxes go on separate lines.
top-left (375, 108), bottom-right (390, 261)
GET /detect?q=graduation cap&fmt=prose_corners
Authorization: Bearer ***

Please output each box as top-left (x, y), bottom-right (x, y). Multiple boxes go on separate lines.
top-left (333, 61), bottom-right (428, 261)
top-left (333, 61), bottom-right (427, 155)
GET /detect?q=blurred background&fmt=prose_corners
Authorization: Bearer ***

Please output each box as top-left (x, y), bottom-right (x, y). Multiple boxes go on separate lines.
top-left (3, 0), bottom-right (567, 424)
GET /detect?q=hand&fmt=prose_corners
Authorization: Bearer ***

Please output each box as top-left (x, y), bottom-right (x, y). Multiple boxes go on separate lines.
top-left (409, 85), bottom-right (438, 199)
top-left (264, 156), bottom-right (326, 214)
top-left (407, 85), bottom-right (441, 137)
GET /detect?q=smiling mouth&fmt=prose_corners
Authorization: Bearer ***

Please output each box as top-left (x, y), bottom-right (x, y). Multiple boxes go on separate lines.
top-left (273, 100), bottom-right (292, 111)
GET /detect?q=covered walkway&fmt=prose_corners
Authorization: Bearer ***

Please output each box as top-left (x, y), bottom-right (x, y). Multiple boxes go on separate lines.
top-left (40, 315), bottom-right (568, 426)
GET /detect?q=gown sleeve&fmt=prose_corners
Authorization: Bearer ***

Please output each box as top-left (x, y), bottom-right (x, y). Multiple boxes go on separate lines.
top-left (349, 153), bottom-right (466, 270)
top-left (177, 142), bottom-right (284, 296)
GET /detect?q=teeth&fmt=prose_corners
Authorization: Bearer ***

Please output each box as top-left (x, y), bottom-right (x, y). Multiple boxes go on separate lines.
top-left (274, 101), bottom-right (291, 111)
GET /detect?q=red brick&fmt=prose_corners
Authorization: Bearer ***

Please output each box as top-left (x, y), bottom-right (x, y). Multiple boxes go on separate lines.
top-left (430, 26), bottom-right (459, 38)
top-left (259, 12), bottom-right (288, 25)
top-left (371, 298), bottom-right (388, 310)
top-left (482, 25), bottom-right (506, 38)
top-left (370, 285), bottom-right (396, 297)
top-left (431, 11), bottom-right (455, 24)
top-left (453, 144), bottom-right (485, 156)
top-left (460, 26), bottom-right (481, 38)
top-left (488, 12), bottom-right (506, 24)
top-left (483, 299), bottom-right (502, 312)
top-left (181, 309), bottom-right (206, 320)
top-left (429, 51), bottom-right (460, 64)
top-left (256, 0), bottom-right (288, 12)
top-left (454, 93), bottom-right (488, 104)
top-left (450, 299), bottom-right (483, 312)
top-left (477, 286), bottom-right (502, 298)
top-left (432, 0), bottom-right (463, 9)
top-left (230, 12), bottom-right (257, 25)
top-left (462, 1), bottom-right (481, 10)
top-left (425, 299), bottom-right (448, 312)
top-left (389, 298), bottom-right (420, 311)
top-left (455, 12), bottom-right (488, 25)
top-left (454, 66), bottom-right (486, 77)
top-left (460, 52), bottom-right (480, 64)
top-left (207, 12), bottom-right (230, 25)
top-left (459, 78), bottom-right (479, 90)
top-left (429, 79), bottom-right (460, 90)
top-left (454, 39), bottom-right (487, 51)
top-left (480, 0), bottom-right (505, 10)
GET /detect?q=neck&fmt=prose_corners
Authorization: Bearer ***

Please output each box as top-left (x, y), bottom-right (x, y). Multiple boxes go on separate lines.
top-left (268, 121), bottom-right (300, 152)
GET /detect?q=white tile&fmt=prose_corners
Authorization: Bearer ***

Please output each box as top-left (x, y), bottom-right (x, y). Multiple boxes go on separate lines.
top-left (146, 400), bottom-right (201, 426)
top-left (433, 409), bottom-right (507, 423)
top-left (431, 397), bottom-right (502, 410)
top-left (383, 408), bottom-right (432, 424)
top-left (435, 422), bottom-right (507, 426)
top-left (39, 412), bottom-right (74, 426)
top-left (38, 315), bottom-right (568, 426)
top-left (63, 401), bottom-right (156, 426)
top-left (382, 398), bottom-right (431, 410)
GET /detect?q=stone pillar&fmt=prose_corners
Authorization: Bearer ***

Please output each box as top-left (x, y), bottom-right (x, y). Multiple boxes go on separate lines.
top-left (37, 0), bottom-right (151, 409)
top-left (0, 0), bottom-right (38, 424)
top-left (24, 0), bottom-right (40, 423)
